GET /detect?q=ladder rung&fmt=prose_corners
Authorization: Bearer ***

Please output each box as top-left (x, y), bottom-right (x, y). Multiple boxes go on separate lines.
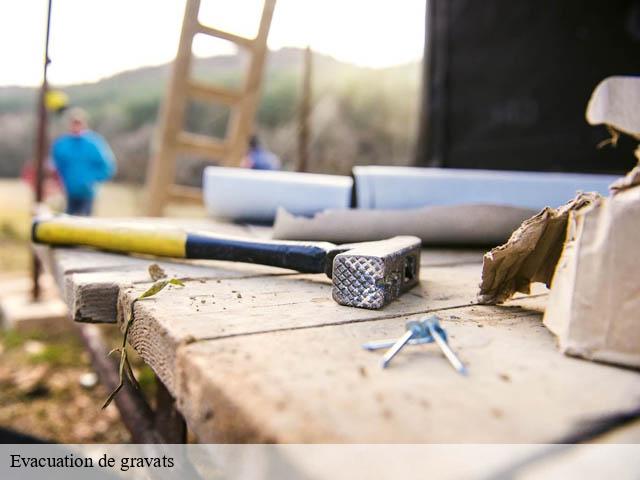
top-left (169, 184), bottom-right (203, 203)
top-left (196, 23), bottom-right (254, 49)
top-left (177, 132), bottom-right (227, 159)
top-left (187, 81), bottom-right (243, 105)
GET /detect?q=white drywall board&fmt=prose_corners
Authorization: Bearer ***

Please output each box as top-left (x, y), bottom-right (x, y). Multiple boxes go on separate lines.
top-left (353, 166), bottom-right (619, 209)
top-left (203, 167), bottom-right (353, 221)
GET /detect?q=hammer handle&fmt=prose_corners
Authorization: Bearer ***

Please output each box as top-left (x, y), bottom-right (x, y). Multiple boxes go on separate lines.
top-left (32, 217), bottom-right (334, 274)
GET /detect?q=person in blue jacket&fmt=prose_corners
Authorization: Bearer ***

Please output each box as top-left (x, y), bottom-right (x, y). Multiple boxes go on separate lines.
top-left (242, 135), bottom-right (281, 170)
top-left (52, 108), bottom-right (116, 215)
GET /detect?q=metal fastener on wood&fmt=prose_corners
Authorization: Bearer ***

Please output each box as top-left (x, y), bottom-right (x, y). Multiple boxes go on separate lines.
top-left (363, 316), bottom-right (467, 375)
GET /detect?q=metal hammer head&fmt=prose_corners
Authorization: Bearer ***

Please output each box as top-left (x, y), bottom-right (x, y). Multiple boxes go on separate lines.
top-left (329, 236), bottom-right (421, 309)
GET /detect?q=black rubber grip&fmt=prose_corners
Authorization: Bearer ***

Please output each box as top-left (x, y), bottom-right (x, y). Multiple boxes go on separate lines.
top-left (185, 232), bottom-right (333, 273)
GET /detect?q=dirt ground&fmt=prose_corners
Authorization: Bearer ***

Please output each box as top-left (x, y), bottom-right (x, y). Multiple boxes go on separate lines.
top-left (0, 327), bottom-right (132, 442)
top-left (0, 179), bottom-right (205, 442)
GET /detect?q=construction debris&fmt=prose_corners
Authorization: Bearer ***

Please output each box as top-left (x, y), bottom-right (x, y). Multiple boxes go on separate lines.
top-left (480, 76), bottom-right (640, 368)
top-left (543, 167), bottom-right (640, 368)
top-left (477, 192), bottom-right (600, 304)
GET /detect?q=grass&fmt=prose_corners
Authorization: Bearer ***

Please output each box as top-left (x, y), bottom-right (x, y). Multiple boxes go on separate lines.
top-left (0, 328), bottom-right (85, 366)
top-left (0, 327), bottom-right (130, 442)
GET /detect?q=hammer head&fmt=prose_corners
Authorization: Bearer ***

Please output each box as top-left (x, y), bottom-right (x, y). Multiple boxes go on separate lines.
top-left (330, 236), bottom-right (421, 309)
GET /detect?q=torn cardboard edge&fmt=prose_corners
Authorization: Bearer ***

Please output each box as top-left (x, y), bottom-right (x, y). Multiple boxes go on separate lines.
top-left (478, 75), bottom-right (640, 368)
top-left (543, 169), bottom-right (640, 368)
top-left (476, 192), bottom-right (601, 305)
top-left (477, 170), bottom-right (640, 369)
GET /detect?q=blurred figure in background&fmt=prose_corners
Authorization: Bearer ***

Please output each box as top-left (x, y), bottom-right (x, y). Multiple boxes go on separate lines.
top-left (52, 108), bottom-right (116, 215)
top-left (242, 135), bottom-right (281, 170)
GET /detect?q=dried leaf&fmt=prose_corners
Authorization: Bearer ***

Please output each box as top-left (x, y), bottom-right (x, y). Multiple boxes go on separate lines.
top-left (138, 280), bottom-right (170, 299)
top-left (148, 263), bottom-right (167, 281)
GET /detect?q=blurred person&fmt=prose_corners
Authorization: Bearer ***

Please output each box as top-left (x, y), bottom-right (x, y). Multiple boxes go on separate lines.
top-left (52, 108), bottom-right (116, 215)
top-left (242, 135), bottom-right (281, 170)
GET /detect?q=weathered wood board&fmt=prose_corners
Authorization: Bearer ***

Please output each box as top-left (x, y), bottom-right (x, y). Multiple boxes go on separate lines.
top-left (35, 218), bottom-right (294, 324)
top-left (37, 242), bottom-right (487, 325)
top-left (118, 263), bottom-right (491, 393)
top-left (60, 253), bottom-right (293, 324)
top-left (175, 306), bottom-right (640, 443)
top-left (37, 220), bottom-right (639, 444)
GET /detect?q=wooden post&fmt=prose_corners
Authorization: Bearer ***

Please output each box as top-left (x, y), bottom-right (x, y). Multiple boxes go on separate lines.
top-left (32, 0), bottom-right (53, 301)
top-left (154, 378), bottom-right (187, 443)
top-left (297, 46), bottom-right (312, 172)
top-left (76, 323), bottom-right (161, 443)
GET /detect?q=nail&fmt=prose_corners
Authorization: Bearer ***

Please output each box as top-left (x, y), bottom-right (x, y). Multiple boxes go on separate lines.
top-left (380, 329), bottom-right (414, 369)
top-left (425, 320), bottom-right (467, 376)
top-left (362, 336), bottom-right (434, 351)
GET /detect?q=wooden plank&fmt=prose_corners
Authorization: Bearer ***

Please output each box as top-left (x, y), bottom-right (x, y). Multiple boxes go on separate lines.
top-left (174, 305), bottom-right (640, 443)
top-left (119, 263), bottom-right (492, 393)
top-left (187, 80), bottom-right (243, 105)
top-left (196, 24), bottom-right (254, 49)
top-left (176, 132), bottom-right (227, 159)
top-left (66, 259), bottom-right (292, 324)
top-left (168, 184), bottom-right (203, 203)
top-left (37, 220), bottom-right (292, 324)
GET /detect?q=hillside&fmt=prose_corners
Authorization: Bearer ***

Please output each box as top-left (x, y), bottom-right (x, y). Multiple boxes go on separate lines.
top-left (0, 48), bottom-right (421, 183)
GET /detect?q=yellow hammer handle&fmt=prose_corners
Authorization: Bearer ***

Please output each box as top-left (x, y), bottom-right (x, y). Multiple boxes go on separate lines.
top-left (32, 217), bottom-right (187, 258)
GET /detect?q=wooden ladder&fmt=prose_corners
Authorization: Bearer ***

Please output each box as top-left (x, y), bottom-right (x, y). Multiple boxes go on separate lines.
top-left (145, 0), bottom-right (277, 215)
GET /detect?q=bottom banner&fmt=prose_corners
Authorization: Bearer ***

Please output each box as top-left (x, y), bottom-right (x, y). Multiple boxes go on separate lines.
top-left (1, 443), bottom-right (639, 480)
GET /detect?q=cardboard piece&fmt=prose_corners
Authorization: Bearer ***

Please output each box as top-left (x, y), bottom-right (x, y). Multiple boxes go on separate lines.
top-left (476, 193), bottom-right (600, 304)
top-left (480, 76), bottom-right (640, 368)
top-left (586, 76), bottom-right (640, 139)
top-left (543, 170), bottom-right (640, 368)
top-left (272, 204), bottom-right (537, 246)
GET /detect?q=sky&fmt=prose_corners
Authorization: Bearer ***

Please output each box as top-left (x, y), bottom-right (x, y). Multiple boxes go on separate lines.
top-left (0, 0), bottom-right (426, 87)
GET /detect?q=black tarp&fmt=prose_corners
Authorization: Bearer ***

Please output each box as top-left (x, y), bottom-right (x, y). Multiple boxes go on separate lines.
top-left (417, 0), bottom-right (640, 174)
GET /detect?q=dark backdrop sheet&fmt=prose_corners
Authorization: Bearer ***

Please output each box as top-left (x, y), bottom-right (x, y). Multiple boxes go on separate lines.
top-left (420, 0), bottom-right (640, 174)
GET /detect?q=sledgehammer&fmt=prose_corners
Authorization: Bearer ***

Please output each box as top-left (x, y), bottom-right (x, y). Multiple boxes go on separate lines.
top-left (32, 216), bottom-right (421, 309)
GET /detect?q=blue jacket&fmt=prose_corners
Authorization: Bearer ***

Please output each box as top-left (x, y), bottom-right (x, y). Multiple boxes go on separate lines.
top-left (248, 146), bottom-right (281, 170)
top-left (52, 130), bottom-right (116, 199)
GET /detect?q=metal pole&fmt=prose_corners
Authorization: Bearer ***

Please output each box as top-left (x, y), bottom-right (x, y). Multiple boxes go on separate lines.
top-left (32, 0), bottom-right (53, 301)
